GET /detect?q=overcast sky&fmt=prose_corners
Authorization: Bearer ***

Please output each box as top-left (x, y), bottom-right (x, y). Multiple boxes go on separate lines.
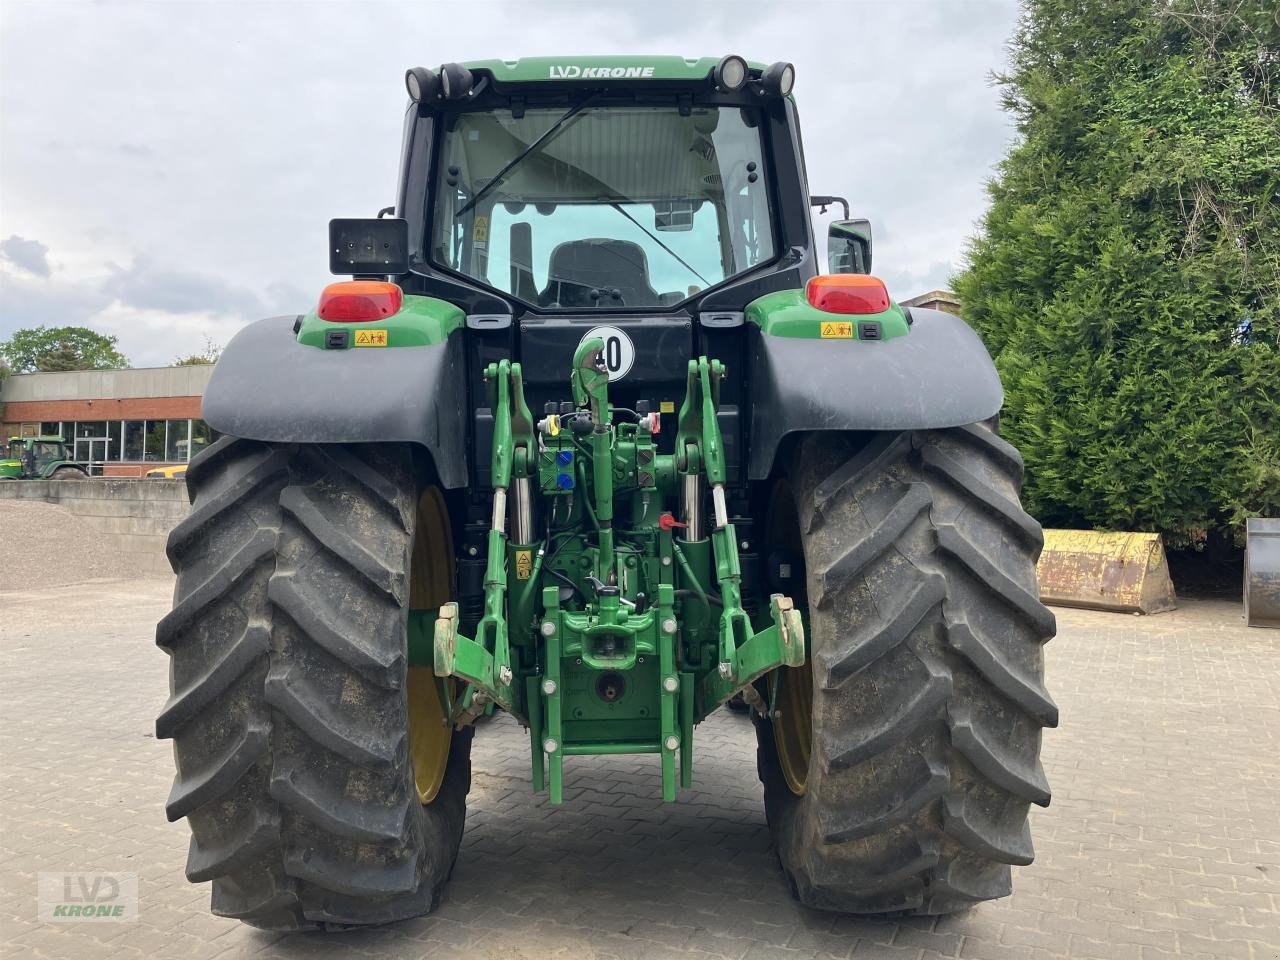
top-left (0, 0), bottom-right (1019, 368)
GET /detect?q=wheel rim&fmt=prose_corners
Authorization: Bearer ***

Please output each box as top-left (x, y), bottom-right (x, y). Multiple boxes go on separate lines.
top-left (408, 486), bottom-right (455, 804)
top-left (773, 662), bottom-right (813, 795)
top-left (766, 479), bottom-right (814, 796)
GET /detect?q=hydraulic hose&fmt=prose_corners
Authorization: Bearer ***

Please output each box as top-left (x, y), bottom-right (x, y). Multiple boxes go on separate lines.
top-left (672, 542), bottom-right (713, 630)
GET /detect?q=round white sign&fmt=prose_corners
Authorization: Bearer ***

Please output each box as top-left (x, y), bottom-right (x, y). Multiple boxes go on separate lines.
top-left (579, 325), bottom-right (635, 381)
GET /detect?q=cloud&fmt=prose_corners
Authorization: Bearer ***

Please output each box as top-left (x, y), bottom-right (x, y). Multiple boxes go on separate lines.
top-left (101, 256), bottom-right (265, 317)
top-left (1, 0), bottom-right (1020, 364)
top-left (87, 300), bottom-right (249, 368)
top-left (0, 269), bottom-right (112, 339)
top-left (0, 235), bottom-right (51, 277)
top-left (0, 248), bottom-right (281, 366)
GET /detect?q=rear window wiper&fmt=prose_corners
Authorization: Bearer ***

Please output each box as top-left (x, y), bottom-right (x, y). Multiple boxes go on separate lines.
top-left (609, 202), bottom-right (710, 288)
top-left (455, 94), bottom-right (600, 220)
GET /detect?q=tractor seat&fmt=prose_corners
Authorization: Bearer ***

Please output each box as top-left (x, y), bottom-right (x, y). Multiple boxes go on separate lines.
top-left (541, 239), bottom-right (660, 308)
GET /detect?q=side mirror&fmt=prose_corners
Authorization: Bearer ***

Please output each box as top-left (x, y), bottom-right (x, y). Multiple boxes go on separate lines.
top-left (329, 217), bottom-right (409, 276)
top-left (827, 219), bottom-right (872, 274)
top-left (654, 200), bottom-right (697, 232)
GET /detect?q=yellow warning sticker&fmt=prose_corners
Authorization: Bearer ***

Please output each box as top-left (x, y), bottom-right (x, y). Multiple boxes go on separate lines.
top-left (473, 216), bottom-right (489, 244)
top-left (820, 321), bottom-right (854, 339)
top-left (660, 400), bottom-right (675, 414)
top-left (515, 549), bottom-right (533, 580)
top-left (353, 329), bottom-right (388, 347)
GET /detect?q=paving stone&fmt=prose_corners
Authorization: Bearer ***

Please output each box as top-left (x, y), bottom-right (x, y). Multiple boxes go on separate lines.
top-left (2, 583), bottom-right (1276, 960)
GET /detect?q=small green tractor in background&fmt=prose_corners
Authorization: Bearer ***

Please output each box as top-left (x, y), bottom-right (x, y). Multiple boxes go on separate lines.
top-left (1, 437), bottom-right (89, 480)
top-left (157, 55), bottom-right (1056, 930)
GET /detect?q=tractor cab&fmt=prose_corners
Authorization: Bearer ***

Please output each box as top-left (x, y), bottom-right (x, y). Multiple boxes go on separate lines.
top-left (1, 437), bottom-right (86, 480)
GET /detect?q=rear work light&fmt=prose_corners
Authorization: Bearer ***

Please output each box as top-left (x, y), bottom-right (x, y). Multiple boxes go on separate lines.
top-left (317, 281), bottom-right (403, 322)
top-left (806, 274), bottom-right (891, 315)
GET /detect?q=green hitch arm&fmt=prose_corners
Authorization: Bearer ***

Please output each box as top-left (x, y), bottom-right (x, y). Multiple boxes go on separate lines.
top-left (697, 357), bottom-right (726, 486)
top-left (700, 594), bottom-right (805, 709)
top-left (675, 355), bottom-right (806, 693)
top-left (687, 356), bottom-right (745, 677)
top-left (573, 338), bottom-right (617, 586)
top-left (510, 361), bottom-right (536, 463)
top-left (435, 359), bottom-right (532, 722)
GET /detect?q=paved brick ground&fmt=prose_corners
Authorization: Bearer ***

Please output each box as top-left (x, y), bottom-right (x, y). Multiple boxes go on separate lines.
top-left (1, 579), bottom-right (1277, 960)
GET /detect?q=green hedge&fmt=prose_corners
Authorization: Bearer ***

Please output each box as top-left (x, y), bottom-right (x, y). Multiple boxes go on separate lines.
top-left (955, 0), bottom-right (1280, 543)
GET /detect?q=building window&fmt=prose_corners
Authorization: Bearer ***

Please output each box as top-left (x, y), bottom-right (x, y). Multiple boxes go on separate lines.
top-left (190, 420), bottom-right (217, 460)
top-left (144, 420), bottom-right (165, 461)
top-left (24, 418), bottom-right (210, 463)
top-left (165, 419), bottom-right (190, 462)
top-left (123, 421), bottom-right (145, 461)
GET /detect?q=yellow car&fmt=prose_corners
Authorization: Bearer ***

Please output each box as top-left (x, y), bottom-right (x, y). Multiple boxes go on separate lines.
top-left (145, 464), bottom-right (188, 479)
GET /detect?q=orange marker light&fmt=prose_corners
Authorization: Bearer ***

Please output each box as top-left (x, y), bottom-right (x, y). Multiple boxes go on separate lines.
top-left (318, 280), bottom-right (403, 322)
top-left (806, 274), bottom-right (891, 315)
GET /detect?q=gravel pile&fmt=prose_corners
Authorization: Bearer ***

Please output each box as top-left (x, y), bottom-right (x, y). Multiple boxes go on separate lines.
top-left (0, 500), bottom-right (164, 590)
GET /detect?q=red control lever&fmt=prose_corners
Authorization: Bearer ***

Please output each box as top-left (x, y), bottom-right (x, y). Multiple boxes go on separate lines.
top-left (658, 513), bottom-right (688, 532)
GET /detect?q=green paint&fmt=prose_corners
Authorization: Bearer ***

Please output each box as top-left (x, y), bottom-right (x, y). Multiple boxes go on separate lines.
top-left (460, 56), bottom-right (765, 85)
top-left (407, 610), bottom-right (437, 666)
top-left (428, 339), bottom-right (806, 803)
top-left (1, 437), bottom-right (81, 479)
top-left (296, 294), bottom-right (464, 348)
top-left (746, 288), bottom-right (912, 340)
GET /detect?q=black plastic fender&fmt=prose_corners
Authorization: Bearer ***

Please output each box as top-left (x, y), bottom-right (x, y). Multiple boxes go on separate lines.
top-left (748, 306), bottom-right (1003, 479)
top-left (200, 316), bottom-right (469, 488)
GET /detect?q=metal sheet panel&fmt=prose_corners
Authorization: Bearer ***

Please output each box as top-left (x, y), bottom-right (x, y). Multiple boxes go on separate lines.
top-left (1245, 518), bottom-right (1280, 628)
top-left (1036, 530), bottom-right (1177, 615)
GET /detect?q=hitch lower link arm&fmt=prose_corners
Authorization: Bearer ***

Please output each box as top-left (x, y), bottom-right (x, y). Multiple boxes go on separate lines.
top-left (679, 357), bottom-right (806, 708)
top-left (433, 359), bottom-right (533, 725)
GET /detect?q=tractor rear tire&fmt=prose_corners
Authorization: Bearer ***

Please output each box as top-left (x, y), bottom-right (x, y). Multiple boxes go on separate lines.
top-left (156, 438), bottom-right (471, 930)
top-left (756, 424), bottom-right (1057, 915)
top-left (50, 467), bottom-right (87, 479)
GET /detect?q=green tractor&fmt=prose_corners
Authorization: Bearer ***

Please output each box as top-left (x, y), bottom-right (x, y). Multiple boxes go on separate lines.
top-left (1, 436), bottom-right (89, 480)
top-left (157, 55), bottom-right (1056, 930)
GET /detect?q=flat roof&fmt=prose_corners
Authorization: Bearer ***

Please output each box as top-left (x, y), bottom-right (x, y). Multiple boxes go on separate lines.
top-left (0, 364), bottom-right (214, 403)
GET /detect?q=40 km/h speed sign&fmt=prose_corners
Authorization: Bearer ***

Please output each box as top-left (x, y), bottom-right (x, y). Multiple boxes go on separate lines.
top-left (579, 326), bottom-right (635, 380)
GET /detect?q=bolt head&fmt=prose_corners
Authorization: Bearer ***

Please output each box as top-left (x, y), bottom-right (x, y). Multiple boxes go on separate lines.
top-left (540, 620), bottom-right (557, 638)
top-left (661, 555), bottom-right (672, 567)
top-left (662, 675), bottom-right (679, 693)
top-left (541, 678), bottom-right (557, 696)
top-left (662, 618), bottom-right (678, 635)
top-left (664, 735), bottom-right (680, 751)
top-left (543, 738), bottom-right (559, 754)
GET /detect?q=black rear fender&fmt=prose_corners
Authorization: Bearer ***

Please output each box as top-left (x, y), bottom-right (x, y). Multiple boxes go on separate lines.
top-left (748, 307), bottom-right (1003, 479)
top-left (200, 316), bottom-right (469, 488)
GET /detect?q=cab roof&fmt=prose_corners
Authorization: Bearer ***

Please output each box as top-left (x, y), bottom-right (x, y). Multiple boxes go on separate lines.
top-left (460, 56), bottom-right (764, 84)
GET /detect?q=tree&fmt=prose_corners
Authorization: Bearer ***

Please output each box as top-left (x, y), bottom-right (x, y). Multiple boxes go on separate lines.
top-left (954, 0), bottom-right (1280, 544)
top-left (0, 326), bottom-right (130, 374)
top-left (172, 336), bottom-right (223, 366)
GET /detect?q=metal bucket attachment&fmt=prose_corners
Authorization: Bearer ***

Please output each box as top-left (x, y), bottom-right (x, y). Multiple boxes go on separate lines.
top-left (1036, 530), bottom-right (1177, 615)
top-left (1245, 518), bottom-right (1280, 628)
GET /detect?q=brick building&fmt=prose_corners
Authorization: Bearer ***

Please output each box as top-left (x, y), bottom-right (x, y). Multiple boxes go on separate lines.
top-left (902, 289), bottom-right (962, 315)
top-left (1, 365), bottom-right (215, 477)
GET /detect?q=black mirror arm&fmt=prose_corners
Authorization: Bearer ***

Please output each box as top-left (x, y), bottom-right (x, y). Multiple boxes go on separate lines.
top-left (809, 195), bottom-right (850, 219)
